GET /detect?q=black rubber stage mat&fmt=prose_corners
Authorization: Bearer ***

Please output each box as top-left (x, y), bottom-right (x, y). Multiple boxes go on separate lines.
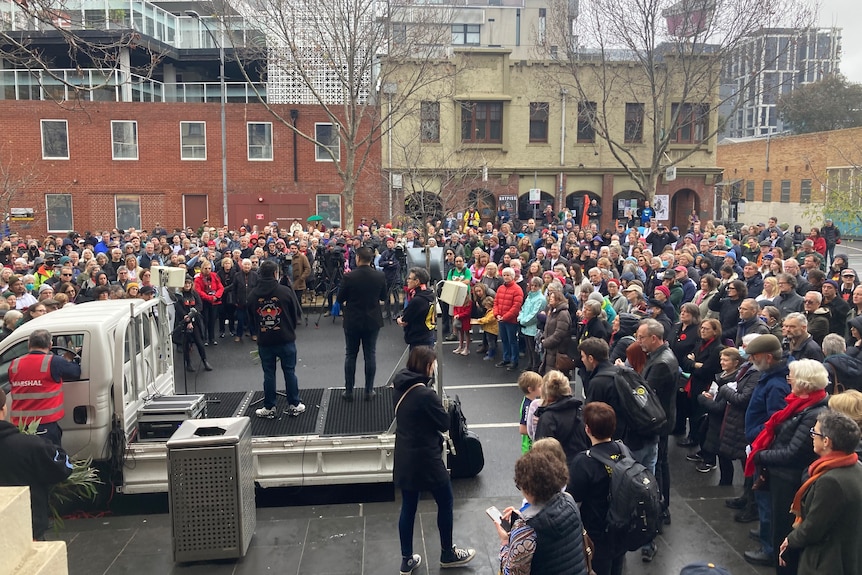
top-left (243, 388), bottom-right (325, 437)
top-left (202, 391), bottom-right (249, 419)
top-left (321, 386), bottom-right (394, 436)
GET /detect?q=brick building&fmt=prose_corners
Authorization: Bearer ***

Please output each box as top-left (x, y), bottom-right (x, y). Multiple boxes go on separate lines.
top-left (716, 127), bottom-right (862, 234)
top-left (0, 100), bottom-right (380, 236)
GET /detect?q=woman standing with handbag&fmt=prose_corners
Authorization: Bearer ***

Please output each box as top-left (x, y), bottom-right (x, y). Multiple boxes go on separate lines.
top-left (393, 346), bottom-right (475, 575)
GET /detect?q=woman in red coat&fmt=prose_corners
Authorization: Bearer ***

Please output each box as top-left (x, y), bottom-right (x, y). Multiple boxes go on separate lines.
top-left (809, 228), bottom-right (827, 257)
top-left (194, 259), bottom-right (224, 346)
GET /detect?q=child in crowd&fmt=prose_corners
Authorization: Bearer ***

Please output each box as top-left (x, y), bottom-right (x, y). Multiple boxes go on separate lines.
top-left (517, 371), bottom-right (543, 454)
top-left (471, 296), bottom-right (499, 361)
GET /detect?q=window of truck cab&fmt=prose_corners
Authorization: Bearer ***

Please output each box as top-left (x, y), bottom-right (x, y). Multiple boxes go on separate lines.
top-left (0, 333), bottom-right (86, 393)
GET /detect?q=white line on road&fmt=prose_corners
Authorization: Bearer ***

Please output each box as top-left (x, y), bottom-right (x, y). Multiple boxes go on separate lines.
top-left (469, 423), bottom-right (520, 429)
top-left (445, 383), bottom-right (519, 389)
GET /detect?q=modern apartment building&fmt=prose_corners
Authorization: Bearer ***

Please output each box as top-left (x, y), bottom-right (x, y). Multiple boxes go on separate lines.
top-left (721, 27), bottom-right (842, 139)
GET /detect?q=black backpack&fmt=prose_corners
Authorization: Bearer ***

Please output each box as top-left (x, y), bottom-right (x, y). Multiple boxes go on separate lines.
top-left (613, 366), bottom-right (667, 436)
top-left (589, 441), bottom-right (662, 552)
top-left (447, 395), bottom-right (484, 478)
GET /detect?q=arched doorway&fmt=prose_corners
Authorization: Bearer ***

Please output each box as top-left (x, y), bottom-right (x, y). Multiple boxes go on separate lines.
top-left (565, 191), bottom-right (601, 227)
top-left (613, 190), bottom-right (645, 226)
top-left (671, 189), bottom-right (699, 230)
top-left (468, 189), bottom-right (496, 225)
top-left (405, 191), bottom-right (443, 224)
top-left (518, 190), bottom-right (555, 221)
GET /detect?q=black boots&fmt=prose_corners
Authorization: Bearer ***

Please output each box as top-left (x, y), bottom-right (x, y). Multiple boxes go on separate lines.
top-left (186, 359), bottom-right (214, 371)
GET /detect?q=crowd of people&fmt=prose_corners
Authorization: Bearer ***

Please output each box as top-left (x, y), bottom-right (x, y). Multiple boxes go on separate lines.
top-left (411, 208), bottom-right (860, 575)
top-left (1, 208), bottom-right (862, 574)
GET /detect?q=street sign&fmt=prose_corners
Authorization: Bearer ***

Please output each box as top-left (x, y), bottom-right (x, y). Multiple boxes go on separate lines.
top-left (529, 188), bottom-right (541, 204)
top-left (665, 166), bottom-right (677, 182)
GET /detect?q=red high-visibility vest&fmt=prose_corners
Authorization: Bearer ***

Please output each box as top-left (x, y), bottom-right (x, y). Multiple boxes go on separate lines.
top-left (9, 353), bottom-right (64, 425)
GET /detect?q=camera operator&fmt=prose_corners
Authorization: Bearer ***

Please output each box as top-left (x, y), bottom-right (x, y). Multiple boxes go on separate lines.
top-left (378, 237), bottom-right (401, 318)
top-left (174, 275), bottom-right (213, 372)
top-left (289, 243), bottom-right (311, 304)
top-left (323, 240), bottom-right (347, 316)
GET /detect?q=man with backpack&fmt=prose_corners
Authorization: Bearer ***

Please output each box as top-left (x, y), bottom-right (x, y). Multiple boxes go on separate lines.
top-left (638, 319), bottom-right (679, 536)
top-left (568, 401), bottom-right (662, 575)
top-left (579, 325), bottom-right (671, 563)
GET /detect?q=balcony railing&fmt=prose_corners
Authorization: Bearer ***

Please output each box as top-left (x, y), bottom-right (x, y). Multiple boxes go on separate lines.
top-left (0, 68), bottom-right (267, 103)
top-left (0, 0), bottom-right (265, 50)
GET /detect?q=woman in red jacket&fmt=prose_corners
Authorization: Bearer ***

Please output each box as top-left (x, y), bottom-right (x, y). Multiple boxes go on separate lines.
top-left (809, 228), bottom-right (827, 257)
top-left (194, 259), bottom-right (224, 346)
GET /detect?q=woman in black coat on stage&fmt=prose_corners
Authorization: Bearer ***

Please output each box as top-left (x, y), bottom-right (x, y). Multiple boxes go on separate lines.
top-left (393, 346), bottom-right (475, 574)
top-left (678, 318), bottom-right (724, 448)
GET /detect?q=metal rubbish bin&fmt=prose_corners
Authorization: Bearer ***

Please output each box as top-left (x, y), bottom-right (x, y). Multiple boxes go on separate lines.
top-left (166, 417), bottom-right (255, 562)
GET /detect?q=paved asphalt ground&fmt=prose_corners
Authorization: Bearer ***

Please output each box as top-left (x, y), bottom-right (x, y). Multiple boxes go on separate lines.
top-left (44, 303), bottom-right (779, 575)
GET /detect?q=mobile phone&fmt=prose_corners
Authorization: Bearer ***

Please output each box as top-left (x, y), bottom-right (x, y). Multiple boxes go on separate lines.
top-left (486, 506), bottom-right (512, 532)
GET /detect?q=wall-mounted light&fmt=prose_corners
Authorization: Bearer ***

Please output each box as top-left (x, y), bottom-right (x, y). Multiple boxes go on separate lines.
top-left (258, 197), bottom-right (264, 202)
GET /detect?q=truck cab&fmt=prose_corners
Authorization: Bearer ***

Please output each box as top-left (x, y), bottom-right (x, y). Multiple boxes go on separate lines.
top-left (0, 299), bottom-right (173, 465)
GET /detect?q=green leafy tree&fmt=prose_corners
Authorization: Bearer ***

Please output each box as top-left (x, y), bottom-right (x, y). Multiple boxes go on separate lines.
top-left (778, 75), bottom-right (862, 134)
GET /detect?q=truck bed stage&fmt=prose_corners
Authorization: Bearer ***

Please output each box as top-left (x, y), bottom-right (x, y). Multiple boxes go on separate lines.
top-left (201, 387), bottom-right (396, 437)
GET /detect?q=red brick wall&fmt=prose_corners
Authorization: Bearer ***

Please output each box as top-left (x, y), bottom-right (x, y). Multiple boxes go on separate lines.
top-left (0, 100), bottom-right (381, 234)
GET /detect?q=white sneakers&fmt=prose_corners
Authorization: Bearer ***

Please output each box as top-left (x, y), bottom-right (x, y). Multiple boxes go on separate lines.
top-left (254, 402), bottom-right (306, 418)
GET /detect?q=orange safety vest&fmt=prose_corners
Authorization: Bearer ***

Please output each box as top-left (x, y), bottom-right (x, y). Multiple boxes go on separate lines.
top-left (9, 353), bottom-right (64, 425)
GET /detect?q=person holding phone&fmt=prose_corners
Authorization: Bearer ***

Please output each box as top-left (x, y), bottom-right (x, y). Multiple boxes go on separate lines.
top-left (494, 443), bottom-right (589, 574)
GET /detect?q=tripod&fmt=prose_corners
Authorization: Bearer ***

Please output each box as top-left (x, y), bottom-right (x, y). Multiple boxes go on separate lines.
top-left (315, 262), bottom-right (344, 327)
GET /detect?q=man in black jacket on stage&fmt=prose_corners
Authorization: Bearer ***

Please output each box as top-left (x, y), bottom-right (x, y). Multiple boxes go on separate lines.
top-left (337, 246), bottom-right (387, 401)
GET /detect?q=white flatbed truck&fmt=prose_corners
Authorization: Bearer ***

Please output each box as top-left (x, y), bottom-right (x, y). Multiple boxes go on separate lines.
top-left (0, 299), bottom-right (397, 494)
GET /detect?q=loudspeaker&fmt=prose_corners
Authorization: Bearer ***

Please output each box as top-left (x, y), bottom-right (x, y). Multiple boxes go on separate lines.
top-left (151, 265), bottom-right (187, 288)
top-left (406, 247), bottom-right (444, 282)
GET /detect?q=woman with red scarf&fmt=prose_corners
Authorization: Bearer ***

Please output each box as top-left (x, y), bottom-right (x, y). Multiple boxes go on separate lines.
top-left (778, 410), bottom-right (862, 575)
top-left (744, 359), bottom-right (829, 574)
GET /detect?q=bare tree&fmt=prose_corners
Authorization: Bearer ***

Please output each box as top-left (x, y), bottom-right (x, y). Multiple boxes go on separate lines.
top-left (0, 146), bottom-right (48, 232)
top-left (798, 141), bottom-right (862, 227)
top-left (224, 0), bottom-right (459, 232)
top-left (544, 0), bottom-right (815, 201)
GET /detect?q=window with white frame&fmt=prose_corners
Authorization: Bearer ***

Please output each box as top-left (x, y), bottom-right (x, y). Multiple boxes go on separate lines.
top-left (41, 120), bottom-right (69, 159)
top-left (115, 194), bottom-right (141, 230)
top-left (180, 121), bottom-right (206, 160)
top-left (111, 121), bottom-right (138, 160)
top-left (247, 122), bottom-right (273, 160)
top-left (315, 123), bottom-right (340, 162)
top-left (46, 194), bottom-right (73, 232)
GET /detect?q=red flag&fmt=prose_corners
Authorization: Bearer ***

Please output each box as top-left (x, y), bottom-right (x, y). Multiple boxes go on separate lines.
top-left (581, 195), bottom-right (590, 229)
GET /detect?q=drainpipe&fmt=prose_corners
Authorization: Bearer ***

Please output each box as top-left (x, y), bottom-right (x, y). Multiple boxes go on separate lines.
top-left (560, 88), bottom-right (568, 207)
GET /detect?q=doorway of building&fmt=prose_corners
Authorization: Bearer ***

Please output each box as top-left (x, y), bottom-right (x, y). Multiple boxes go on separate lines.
top-left (565, 191), bottom-right (601, 227)
top-left (468, 189), bottom-right (496, 225)
top-left (671, 189), bottom-right (699, 230)
top-left (518, 190), bottom-right (554, 222)
top-left (183, 195), bottom-right (208, 229)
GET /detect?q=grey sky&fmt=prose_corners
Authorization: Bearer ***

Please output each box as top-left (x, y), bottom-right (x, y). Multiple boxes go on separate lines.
top-left (820, 0), bottom-right (860, 82)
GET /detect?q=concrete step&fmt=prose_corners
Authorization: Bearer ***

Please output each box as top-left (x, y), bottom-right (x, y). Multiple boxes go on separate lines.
top-left (0, 486), bottom-right (68, 575)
